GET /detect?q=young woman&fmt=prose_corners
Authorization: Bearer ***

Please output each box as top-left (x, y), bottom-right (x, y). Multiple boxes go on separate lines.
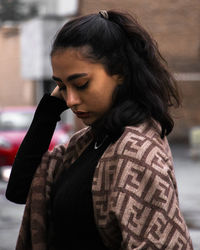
top-left (6, 10), bottom-right (193, 250)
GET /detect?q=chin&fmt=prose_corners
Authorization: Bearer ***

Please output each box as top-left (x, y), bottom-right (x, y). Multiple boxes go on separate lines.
top-left (81, 116), bottom-right (101, 127)
top-left (81, 119), bottom-right (94, 126)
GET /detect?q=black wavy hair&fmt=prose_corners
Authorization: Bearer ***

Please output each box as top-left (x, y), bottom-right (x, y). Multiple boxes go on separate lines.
top-left (51, 10), bottom-right (180, 139)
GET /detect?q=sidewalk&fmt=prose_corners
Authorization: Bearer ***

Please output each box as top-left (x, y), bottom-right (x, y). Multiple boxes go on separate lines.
top-left (171, 143), bottom-right (200, 250)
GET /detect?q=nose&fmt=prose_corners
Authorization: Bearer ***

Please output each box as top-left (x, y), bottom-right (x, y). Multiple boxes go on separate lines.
top-left (65, 87), bottom-right (81, 108)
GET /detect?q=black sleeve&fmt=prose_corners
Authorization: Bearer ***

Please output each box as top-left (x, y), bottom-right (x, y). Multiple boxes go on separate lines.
top-left (6, 94), bottom-right (68, 204)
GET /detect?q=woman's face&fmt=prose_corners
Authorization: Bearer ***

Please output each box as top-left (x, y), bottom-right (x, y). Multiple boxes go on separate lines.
top-left (51, 48), bottom-right (121, 126)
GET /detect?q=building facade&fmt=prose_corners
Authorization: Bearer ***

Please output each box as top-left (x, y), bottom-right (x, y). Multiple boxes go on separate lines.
top-left (0, 25), bottom-right (35, 106)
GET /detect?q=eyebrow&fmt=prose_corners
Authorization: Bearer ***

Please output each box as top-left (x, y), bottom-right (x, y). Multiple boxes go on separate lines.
top-left (52, 73), bottom-right (88, 83)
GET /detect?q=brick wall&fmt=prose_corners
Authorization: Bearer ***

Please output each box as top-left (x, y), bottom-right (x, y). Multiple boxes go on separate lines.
top-left (80, 0), bottom-right (200, 71)
top-left (169, 80), bottom-right (200, 142)
top-left (144, 0), bottom-right (200, 73)
top-left (0, 26), bottom-right (35, 107)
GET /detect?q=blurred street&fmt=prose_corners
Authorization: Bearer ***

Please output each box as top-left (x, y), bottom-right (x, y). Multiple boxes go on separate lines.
top-left (0, 143), bottom-right (200, 250)
top-left (170, 143), bottom-right (200, 250)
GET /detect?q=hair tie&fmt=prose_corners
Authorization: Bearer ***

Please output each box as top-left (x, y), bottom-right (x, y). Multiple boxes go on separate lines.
top-left (99, 10), bottom-right (109, 20)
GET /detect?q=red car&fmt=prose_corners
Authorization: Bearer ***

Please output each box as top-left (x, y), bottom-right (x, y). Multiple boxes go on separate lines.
top-left (0, 106), bottom-right (71, 181)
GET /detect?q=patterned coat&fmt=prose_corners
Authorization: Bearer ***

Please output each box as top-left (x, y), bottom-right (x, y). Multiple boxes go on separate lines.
top-left (16, 122), bottom-right (193, 250)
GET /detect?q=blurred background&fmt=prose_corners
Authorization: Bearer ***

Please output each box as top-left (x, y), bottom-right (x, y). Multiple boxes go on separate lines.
top-left (0, 0), bottom-right (200, 249)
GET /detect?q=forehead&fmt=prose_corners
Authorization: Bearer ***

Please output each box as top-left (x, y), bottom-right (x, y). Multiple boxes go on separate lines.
top-left (52, 49), bottom-right (86, 73)
top-left (51, 47), bottom-right (104, 76)
top-left (52, 47), bottom-right (86, 62)
top-left (51, 46), bottom-right (94, 63)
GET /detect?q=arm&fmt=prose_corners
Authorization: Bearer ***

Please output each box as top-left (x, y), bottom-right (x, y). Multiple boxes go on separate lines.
top-left (6, 92), bottom-right (68, 204)
top-left (111, 145), bottom-right (193, 249)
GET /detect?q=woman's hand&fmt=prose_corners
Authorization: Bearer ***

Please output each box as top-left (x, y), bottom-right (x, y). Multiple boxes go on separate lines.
top-left (51, 86), bottom-right (64, 100)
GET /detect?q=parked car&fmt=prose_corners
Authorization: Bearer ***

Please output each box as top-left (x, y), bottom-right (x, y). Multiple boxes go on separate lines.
top-left (0, 106), bottom-right (71, 181)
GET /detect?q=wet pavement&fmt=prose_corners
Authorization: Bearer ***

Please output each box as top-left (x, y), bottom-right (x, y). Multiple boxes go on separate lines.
top-left (0, 143), bottom-right (200, 250)
top-left (170, 143), bottom-right (200, 250)
top-left (0, 192), bottom-right (24, 250)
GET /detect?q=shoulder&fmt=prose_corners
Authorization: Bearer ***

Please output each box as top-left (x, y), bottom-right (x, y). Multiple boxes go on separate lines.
top-left (96, 122), bottom-right (179, 205)
top-left (98, 121), bottom-right (175, 189)
top-left (105, 121), bottom-right (171, 163)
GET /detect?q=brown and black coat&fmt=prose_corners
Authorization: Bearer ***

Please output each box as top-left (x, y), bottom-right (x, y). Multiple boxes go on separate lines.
top-left (16, 122), bottom-right (193, 250)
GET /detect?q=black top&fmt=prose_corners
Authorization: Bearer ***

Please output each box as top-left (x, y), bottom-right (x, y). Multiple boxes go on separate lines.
top-left (51, 132), bottom-right (111, 250)
top-left (6, 94), bottom-right (110, 250)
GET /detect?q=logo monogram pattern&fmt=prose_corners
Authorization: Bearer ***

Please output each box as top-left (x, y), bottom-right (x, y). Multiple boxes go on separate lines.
top-left (92, 125), bottom-right (193, 249)
top-left (16, 124), bottom-right (193, 249)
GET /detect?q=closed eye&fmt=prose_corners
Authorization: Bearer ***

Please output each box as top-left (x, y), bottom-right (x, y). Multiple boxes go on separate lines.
top-left (76, 81), bottom-right (89, 90)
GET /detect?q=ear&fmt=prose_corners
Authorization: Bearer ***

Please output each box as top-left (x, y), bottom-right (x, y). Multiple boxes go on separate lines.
top-left (113, 74), bottom-right (124, 85)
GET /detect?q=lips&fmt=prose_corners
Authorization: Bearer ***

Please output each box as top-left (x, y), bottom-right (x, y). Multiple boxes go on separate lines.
top-left (74, 111), bottom-right (91, 119)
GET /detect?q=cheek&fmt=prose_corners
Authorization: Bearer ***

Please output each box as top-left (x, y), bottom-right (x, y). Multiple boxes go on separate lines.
top-left (88, 87), bottom-right (115, 111)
